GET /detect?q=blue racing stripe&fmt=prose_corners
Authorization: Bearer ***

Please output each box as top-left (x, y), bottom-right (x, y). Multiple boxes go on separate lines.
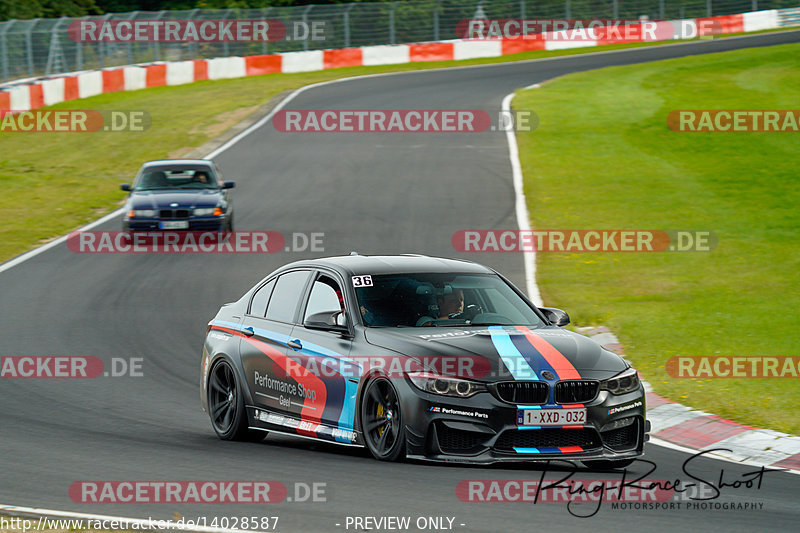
top-left (488, 326), bottom-right (538, 380)
top-left (508, 333), bottom-right (559, 383)
top-left (513, 447), bottom-right (563, 454)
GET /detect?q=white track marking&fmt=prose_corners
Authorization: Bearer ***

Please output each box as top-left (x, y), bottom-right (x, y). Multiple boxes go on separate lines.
top-left (648, 437), bottom-right (800, 475)
top-left (501, 90), bottom-right (542, 306)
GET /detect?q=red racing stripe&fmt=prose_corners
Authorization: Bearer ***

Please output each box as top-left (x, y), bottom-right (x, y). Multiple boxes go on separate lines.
top-left (558, 446), bottom-right (584, 453)
top-left (515, 326), bottom-right (581, 380)
top-left (212, 326), bottom-right (326, 438)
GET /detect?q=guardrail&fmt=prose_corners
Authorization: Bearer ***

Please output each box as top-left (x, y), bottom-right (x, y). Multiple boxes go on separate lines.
top-left (0, 0), bottom-right (790, 83)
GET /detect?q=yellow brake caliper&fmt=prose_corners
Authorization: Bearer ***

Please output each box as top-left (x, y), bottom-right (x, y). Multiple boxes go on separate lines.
top-left (376, 401), bottom-right (385, 437)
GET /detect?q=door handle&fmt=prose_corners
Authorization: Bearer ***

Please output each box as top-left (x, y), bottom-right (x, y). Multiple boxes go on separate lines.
top-left (287, 339), bottom-right (302, 350)
top-left (243, 326), bottom-right (255, 337)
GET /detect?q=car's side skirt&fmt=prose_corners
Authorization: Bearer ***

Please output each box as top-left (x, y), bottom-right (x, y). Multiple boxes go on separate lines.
top-left (247, 405), bottom-right (363, 447)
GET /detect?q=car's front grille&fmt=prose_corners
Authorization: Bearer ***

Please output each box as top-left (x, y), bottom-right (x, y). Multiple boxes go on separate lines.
top-left (159, 209), bottom-right (190, 219)
top-left (555, 380), bottom-right (599, 404)
top-left (436, 424), bottom-right (488, 454)
top-left (494, 428), bottom-right (601, 453)
top-left (494, 381), bottom-right (548, 404)
top-left (601, 419), bottom-right (640, 451)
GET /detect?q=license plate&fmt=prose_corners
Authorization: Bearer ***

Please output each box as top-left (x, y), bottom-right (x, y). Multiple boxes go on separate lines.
top-left (518, 408), bottom-right (586, 426)
top-left (159, 220), bottom-right (189, 229)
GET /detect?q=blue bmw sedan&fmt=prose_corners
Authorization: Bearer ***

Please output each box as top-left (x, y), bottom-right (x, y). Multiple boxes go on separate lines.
top-left (121, 159), bottom-right (235, 231)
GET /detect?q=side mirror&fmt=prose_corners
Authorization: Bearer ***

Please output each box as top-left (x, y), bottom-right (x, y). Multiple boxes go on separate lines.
top-left (222, 181), bottom-right (236, 189)
top-left (120, 183), bottom-right (131, 191)
top-left (540, 307), bottom-right (570, 327)
top-left (304, 311), bottom-right (349, 334)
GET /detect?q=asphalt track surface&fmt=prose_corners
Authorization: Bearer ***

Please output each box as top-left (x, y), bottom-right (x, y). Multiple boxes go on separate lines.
top-left (1, 31), bottom-right (799, 533)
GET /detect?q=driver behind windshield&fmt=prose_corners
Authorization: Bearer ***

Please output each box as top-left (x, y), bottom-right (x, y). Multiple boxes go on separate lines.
top-left (438, 288), bottom-right (464, 318)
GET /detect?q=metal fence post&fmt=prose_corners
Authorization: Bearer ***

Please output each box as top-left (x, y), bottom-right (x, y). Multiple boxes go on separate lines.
top-left (302, 5), bottom-right (313, 51)
top-left (707, 0), bottom-right (712, 17)
top-left (613, 0), bottom-right (619, 19)
top-left (433, 0), bottom-right (441, 41)
top-left (154, 11), bottom-right (165, 62)
top-left (26, 20), bottom-right (37, 77)
top-left (0, 21), bottom-right (14, 82)
top-left (98, 13), bottom-right (112, 68)
top-left (189, 8), bottom-right (202, 59)
top-left (76, 16), bottom-right (84, 70)
top-left (520, 0), bottom-right (525, 19)
top-left (389, 2), bottom-right (397, 45)
top-left (659, 0), bottom-right (665, 20)
top-left (752, 1), bottom-right (758, 11)
top-left (262, 7), bottom-right (272, 54)
top-left (565, 0), bottom-right (571, 20)
top-left (126, 11), bottom-right (138, 64)
top-left (344, 3), bottom-right (355, 48)
top-left (45, 17), bottom-right (69, 75)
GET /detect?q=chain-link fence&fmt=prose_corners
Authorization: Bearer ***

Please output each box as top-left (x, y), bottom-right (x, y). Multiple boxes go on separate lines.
top-left (0, 0), bottom-right (795, 83)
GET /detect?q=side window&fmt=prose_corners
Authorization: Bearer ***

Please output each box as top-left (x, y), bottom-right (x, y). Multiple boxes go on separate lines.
top-left (304, 276), bottom-right (344, 322)
top-left (265, 270), bottom-right (311, 324)
top-left (248, 279), bottom-right (276, 317)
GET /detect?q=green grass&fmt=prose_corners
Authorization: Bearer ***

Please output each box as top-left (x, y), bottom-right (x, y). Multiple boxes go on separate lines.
top-left (514, 43), bottom-right (800, 434)
top-left (0, 31), bottom-right (781, 262)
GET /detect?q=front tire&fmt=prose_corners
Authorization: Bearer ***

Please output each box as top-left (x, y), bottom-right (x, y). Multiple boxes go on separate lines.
top-left (360, 377), bottom-right (406, 461)
top-left (207, 359), bottom-right (265, 442)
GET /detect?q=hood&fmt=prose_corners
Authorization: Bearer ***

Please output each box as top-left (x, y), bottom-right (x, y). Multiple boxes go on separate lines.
top-left (128, 189), bottom-right (223, 210)
top-left (364, 325), bottom-right (628, 382)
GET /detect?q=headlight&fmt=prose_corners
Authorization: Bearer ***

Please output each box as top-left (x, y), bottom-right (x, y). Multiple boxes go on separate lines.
top-left (194, 207), bottom-right (223, 216)
top-left (600, 368), bottom-right (640, 395)
top-left (127, 209), bottom-right (155, 218)
top-left (407, 372), bottom-right (486, 398)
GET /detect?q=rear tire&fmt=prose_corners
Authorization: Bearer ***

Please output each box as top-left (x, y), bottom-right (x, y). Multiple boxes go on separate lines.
top-left (360, 377), bottom-right (406, 461)
top-left (207, 359), bottom-right (265, 442)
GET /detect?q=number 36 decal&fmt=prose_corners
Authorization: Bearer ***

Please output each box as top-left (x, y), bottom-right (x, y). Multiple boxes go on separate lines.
top-left (352, 275), bottom-right (373, 287)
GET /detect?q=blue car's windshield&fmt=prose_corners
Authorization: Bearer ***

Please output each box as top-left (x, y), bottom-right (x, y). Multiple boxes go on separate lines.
top-left (354, 273), bottom-right (544, 328)
top-left (134, 166), bottom-right (219, 190)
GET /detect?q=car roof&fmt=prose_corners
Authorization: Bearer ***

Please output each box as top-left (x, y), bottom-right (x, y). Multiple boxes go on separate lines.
top-left (278, 254), bottom-right (495, 277)
top-left (141, 159), bottom-right (214, 168)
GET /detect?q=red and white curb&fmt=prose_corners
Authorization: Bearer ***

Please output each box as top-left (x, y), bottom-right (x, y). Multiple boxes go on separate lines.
top-left (578, 326), bottom-right (800, 472)
top-left (0, 9), bottom-right (788, 114)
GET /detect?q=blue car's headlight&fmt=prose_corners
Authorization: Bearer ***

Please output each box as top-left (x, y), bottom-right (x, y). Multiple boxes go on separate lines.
top-left (600, 368), bottom-right (640, 395)
top-left (194, 207), bottom-right (222, 216)
top-left (127, 209), bottom-right (155, 218)
top-left (407, 372), bottom-right (486, 398)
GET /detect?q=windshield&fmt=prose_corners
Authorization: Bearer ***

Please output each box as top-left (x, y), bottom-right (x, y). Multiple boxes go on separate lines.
top-left (354, 273), bottom-right (545, 328)
top-left (134, 166), bottom-right (219, 190)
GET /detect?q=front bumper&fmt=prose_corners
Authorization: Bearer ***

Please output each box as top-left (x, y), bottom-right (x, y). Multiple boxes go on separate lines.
top-left (398, 380), bottom-right (648, 465)
top-left (122, 217), bottom-right (227, 231)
